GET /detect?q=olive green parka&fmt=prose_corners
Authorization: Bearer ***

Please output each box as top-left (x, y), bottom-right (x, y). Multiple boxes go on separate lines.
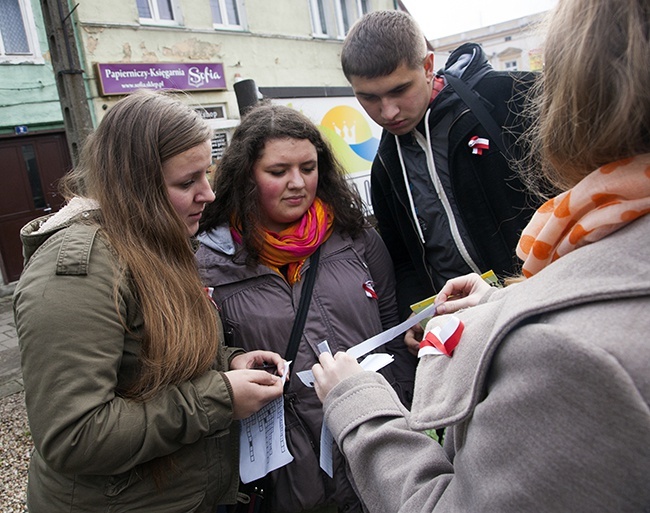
top-left (14, 206), bottom-right (242, 512)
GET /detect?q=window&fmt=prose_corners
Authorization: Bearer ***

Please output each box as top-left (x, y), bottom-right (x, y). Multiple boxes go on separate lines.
top-left (211, 0), bottom-right (244, 30)
top-left (310, 0), bottom-right (328, 35)
top-left (504, 35), bottom-right (512, 42)
top-left (0, 0), bottom-right (42, 63)
top-left (504, 60), bottom-right (518, 71)
top-left (137, 0), bottom-right (178, 25)
top-left (309, 0), bottom-right (369, 39)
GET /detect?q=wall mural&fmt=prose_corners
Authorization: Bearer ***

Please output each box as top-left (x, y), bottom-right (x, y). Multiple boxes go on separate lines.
top-left (272, 97), bottom-right (381, 214)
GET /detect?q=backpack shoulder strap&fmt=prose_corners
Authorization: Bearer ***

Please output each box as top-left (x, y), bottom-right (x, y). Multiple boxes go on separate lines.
top-left (442, 72), bottom-right (510, 158)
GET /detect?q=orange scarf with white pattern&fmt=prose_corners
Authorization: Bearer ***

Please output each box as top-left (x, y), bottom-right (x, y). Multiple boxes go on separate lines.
top-left (516, 154), bottom-right (650, 278)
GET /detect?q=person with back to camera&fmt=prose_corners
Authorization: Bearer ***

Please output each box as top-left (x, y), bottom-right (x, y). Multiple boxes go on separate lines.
top-left (340, 10), bottom-right (540, 353)
top-left (13, 89), bottom-right (286, 512)
top-left (195, 102), bottom-right (417, 513)
top-left (312, 0), bottom-right (650, 511)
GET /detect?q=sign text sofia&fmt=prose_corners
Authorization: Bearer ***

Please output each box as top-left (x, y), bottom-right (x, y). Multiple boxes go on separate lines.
top-left (96, 62), bottom-right (227, 96)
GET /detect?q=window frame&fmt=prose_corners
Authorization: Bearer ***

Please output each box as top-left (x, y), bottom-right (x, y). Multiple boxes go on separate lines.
top-left (309, 0), bottom-right (369, 40)
top-left (309, 0), bottom-right (328, 37)
top-left (0, 0), bottom-right (43, 64)
top-left (211, 0), bottom-right (246, 31)
top-left (137, 0), bottom-right (181, 27)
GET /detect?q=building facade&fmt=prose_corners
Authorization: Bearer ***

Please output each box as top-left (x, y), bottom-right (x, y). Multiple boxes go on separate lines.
top-left (431, 12), bottom-right (547, 73)
top-left (0, 0), bottom-right (70, 285)
top-left (0, 0), bottom-right (396, 285)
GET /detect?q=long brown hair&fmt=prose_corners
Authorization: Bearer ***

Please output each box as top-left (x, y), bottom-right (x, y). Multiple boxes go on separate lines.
top-left (199, 102), bottom-right (366, 265)
top-left (61, 90), bottom-right (220, 399)
top-left (521, 0), bottom-right (650, 194)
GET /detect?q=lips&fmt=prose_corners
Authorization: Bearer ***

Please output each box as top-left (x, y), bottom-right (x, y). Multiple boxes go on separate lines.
top-left (283, 196), bottom-right (305, 205)
top-left (385, 120), bottom-right (406, 130)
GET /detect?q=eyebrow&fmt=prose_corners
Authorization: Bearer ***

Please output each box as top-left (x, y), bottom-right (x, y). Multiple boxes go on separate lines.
top-left (265, 158), bottom-right (317, 169)
top-left (356, 80), bottom-right (412, 98)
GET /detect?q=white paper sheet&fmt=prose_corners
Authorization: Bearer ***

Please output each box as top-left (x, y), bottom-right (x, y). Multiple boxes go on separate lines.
top-left (308, 303), bottom-right (438, 476)
top-left (296, 301), bottom-right (437, 387)
top-left (239, 361), bottom-right (294, 483)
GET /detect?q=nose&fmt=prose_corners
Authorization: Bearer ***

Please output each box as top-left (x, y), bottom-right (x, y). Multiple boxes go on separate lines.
top-left (287, 168), bottom-right (305, 189)
top-left (197, 174), bottom-right (216, 204)
top-left (380, 98), bottom-right (399, 121)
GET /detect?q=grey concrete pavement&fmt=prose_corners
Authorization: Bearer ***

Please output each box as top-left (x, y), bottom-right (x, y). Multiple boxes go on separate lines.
top-left (0, 283), bottom-right (22, 399)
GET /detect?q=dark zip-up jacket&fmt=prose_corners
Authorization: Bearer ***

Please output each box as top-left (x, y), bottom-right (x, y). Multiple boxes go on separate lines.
top-left (371, 43), bottom-right (538, 318)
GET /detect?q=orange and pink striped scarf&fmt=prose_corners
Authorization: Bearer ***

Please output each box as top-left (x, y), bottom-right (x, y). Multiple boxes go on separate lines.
top-left (232, 197), bottom-right (334, 285)
top-left (517, 154), bottom-right (650, 278)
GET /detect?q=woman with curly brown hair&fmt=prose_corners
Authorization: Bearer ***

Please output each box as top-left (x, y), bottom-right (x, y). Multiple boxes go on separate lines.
top-left (197, 103), bottom-right (416, 513)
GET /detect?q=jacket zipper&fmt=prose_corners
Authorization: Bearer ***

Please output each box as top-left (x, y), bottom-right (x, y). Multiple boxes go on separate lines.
top-left (377, 152), bottom-right (436, 291)
top-left (285, 394), bottom-right (317, 452)
top-left (412, 111), bottom-right (482, 274)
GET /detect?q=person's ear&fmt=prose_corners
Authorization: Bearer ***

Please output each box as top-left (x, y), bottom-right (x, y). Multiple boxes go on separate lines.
top-left (423, 52), bottom-right (435, 81)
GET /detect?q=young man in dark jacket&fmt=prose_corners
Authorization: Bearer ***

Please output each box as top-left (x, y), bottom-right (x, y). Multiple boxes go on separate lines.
top-left (342, 10), bottom-right (538, 351)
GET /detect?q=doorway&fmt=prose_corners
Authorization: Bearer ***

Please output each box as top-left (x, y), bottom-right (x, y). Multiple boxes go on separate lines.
top-left (0, 132), bottom-right (71, 284)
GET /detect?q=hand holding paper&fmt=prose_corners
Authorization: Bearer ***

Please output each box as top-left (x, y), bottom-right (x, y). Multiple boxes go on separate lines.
top-left (313, 352), bottom-right (363, 403)
top-left (230, 349), bottom-right (288, 377)
top-left (433, 273), bottom-right (493, 315)
top-left (239, 361), bottom-right (293, 484)
top-left (225, 369), bottom-right (284, 420)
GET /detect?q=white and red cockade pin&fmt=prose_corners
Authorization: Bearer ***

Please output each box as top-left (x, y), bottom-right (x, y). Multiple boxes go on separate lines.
top-left (362, 280), bottom-right (378, 299)
top-left (418, 315), bottom-right (464, 358)
top-left (468, 136), bottom-right (490, 155)
top-left (204, 287), bottom-right (220, 310)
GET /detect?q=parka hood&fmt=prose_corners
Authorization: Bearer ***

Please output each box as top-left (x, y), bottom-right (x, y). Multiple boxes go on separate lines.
top-left (20, 197), bottom-right (100, 264)
top-left (196, 225), bottom-right (236, 256)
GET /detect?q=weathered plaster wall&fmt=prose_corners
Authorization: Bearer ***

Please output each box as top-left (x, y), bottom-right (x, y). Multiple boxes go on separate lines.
top-left (73, 0), bottom-right (394, 121)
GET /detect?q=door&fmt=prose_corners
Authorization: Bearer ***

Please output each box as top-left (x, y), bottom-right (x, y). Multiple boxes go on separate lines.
top-left (0, 132), bottom-right (71, 284)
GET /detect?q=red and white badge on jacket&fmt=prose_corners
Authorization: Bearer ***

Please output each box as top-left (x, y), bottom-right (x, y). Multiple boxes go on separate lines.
top-left (418, 315), bottom-right (464, 358)
top-left (363, 280), bottom-right (378, 299)
top-left (468, 136), bottom-right (489, 155)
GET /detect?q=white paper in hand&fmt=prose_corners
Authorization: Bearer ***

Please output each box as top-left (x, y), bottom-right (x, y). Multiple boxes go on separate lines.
top-left (239, 361), bottom-right (293, 483)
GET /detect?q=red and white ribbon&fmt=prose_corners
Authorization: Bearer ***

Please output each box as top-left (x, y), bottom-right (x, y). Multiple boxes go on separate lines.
top-left (204, 287), bottom-right (219, 310)
top-left (363, 280), bottom-right (378, 299)
top-left (468, 136), bottom-right (490, 155)
top-left (418, 315), bottom-right (464, 358)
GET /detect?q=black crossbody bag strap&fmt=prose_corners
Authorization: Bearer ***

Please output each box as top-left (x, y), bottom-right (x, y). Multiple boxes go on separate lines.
top-left (443, 72), bottom-right (510, 158)
top-left (284, 246), bottom-right (321, 378)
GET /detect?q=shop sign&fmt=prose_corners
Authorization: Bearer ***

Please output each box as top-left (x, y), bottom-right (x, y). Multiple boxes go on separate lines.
top-left (211, 132), bottom-right (228, 160)
top-left (96, 62), bottom-right (227, 96)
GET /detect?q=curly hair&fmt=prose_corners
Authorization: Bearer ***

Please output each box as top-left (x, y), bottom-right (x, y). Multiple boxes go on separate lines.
top-left (199, 102), bottom-right (366, 265)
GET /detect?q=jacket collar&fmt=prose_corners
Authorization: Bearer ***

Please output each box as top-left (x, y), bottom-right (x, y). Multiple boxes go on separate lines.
top-left (197, 228), bottom-right (353, 287)
top-left (408, 214), bottom-right (650, 430)
top-left (21, 197), bottom-right (101, 264)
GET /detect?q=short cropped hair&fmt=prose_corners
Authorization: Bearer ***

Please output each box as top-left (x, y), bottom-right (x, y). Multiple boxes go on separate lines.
top-left (341, 10), bottom-right (428, 80)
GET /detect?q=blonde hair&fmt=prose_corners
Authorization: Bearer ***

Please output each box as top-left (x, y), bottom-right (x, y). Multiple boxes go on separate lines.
top-left (521, 0), bottom-right (650, 193)
top-left (62, 90), bottom-right (220, 399)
